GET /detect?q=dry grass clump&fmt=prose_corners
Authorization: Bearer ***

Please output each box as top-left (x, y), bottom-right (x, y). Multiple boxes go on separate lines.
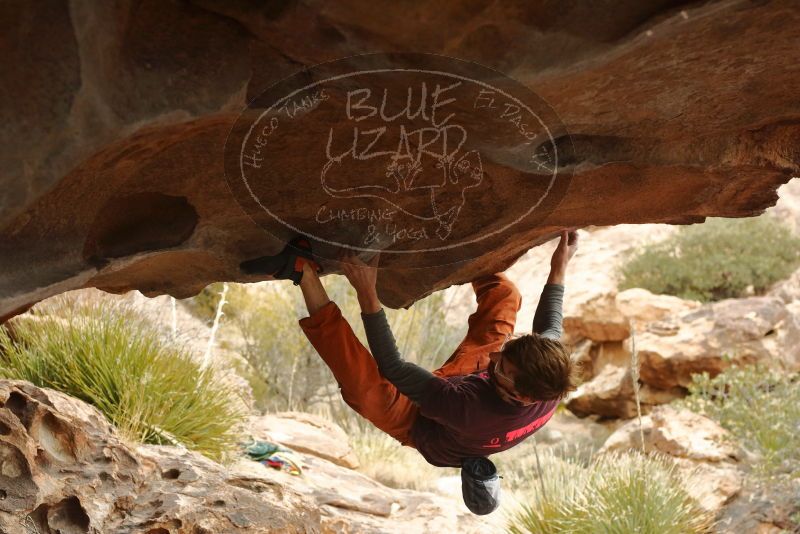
top-left (0, 297), bottom-right (247, 462)
top-left (507, 449), bottom-right (715, 534)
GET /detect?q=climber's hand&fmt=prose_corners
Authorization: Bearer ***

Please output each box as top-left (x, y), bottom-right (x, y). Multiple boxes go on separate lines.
top-left (339, 249), bottom-right (381, 300)
top-left (548, 229), bottom-right (579, 284)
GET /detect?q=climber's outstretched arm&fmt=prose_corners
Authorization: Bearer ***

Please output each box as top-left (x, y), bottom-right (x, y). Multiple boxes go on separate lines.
top-left (532, 284), bottom-right (565, 340)
top-left (532, 230), bottom-right (579, 339)
top-left (546, 229), bottom-right (578, 286)
top-left (339, 250), bottom-right (438, 404)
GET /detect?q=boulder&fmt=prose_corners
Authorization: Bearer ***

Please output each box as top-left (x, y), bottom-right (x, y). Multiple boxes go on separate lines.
top-left (2, 1), bottom-right (798, 320)
top-left (564, 285), bottom-right (800, 418)
top-left (676, 460), bottom-right (745, 519)
top-left (0, 380), bottom-right (318, 533)
top-left (249, 412), bottom-right (360, 469)
top-left (496, 224), bottom-right (679, 333)
top-left (768, 266), bottom-right (800, 305)
top-left (0, 379), bottom-right (495, 533)
top-left (615, 288), bottom-right (701, 331)
top-left (639, 407), bottom-right (739, 462)
top-left (716, 480), bottom-right (800, 534)
top-left (566, 340), bottom-right (683, 419)
top-left (233, 452), bottom-right (497, 533)
top-left (568, 338), bottom-right (595, 381)
top-left (563, 293), bottom-right (630, 342)
top-left (563, 288), bottom-right (700, 343)
top-left (599, 405), bottom-right (743, 515)
top-left (567, 362), bottom-right (636, 418)
top-left (637, 296), bottom-right (800, 389)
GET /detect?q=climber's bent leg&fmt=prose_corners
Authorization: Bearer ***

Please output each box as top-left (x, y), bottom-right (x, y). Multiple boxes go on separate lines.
top-left (299, 299), bottom-right (419, 446)
top-left (434, 272), bottom-right (522, 377)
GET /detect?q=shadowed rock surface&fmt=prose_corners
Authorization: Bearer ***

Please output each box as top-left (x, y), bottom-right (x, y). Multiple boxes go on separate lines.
top-left (2, 0), bottom-right (799, 319)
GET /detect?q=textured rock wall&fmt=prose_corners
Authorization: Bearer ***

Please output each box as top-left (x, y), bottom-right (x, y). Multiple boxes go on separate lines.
top-left (0, 380), bottom-right (319, 533)
top-left (2, 0), bottom-right (798, 319)
top-left (0, 380), bottom-right (495, 533)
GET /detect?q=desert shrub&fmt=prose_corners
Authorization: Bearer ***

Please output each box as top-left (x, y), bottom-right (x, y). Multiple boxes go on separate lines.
top-left (496, 439), bottom-right (594, 495)
top-left (507, 449), bottom-right (715, 534)
top-left (618, 216), bottom-right (800, 302)
top-left (679, 364), bottom-right (800, 479)
top-left (0, 298), bottom-right (247, 462)
top-left (230, 357), bottom-right (272, 413)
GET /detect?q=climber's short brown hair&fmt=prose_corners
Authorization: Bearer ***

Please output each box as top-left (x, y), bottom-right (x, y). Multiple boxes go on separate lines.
top-left (501, 334), bottom-right (579, 401)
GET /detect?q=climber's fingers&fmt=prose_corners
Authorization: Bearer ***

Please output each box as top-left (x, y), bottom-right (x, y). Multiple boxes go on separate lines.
top-left (338, 249), bottom-right (370, 270)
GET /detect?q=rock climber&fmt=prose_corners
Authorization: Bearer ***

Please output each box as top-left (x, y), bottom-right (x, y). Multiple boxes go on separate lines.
top-left (240, 229), bottom-right (580, 515)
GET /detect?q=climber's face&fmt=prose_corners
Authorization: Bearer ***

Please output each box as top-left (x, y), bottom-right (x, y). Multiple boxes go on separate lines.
top-left (487, 351), bottom-right (536, 406)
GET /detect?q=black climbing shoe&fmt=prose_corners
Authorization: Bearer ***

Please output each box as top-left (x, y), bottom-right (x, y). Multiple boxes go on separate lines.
top-left (240, 236), bottom-right (323, 286)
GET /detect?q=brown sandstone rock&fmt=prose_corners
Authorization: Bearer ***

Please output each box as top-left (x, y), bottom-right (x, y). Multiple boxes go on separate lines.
top-left (1, 1), bottom-right (798, 319)
top-left (233, 453), bottom-right (494, 532)
top-left (646, 407), bottom-right (740, 462)
top-left (565, 288), bottom-right (800, 418)
top-left (569, 338), bottom-right (594, 380)
top-left (567, 362), bottom-right (636, 418)
top-left (563, 293), bottom-right (631, 342)
top-left (676, 459), bottom-right (745, 518)
top-left (615, 288), bottom-right (701, 332)
top-left (716, 481), bottom-right (800, 534)
top-left (638, 296), bottom-right (800, 389)
top-left (563, 287), bottom-right (700, 343)
top-left (0, 379), bottom-right (319, 533)
top-left (566, 340), bottom-right (683, 418)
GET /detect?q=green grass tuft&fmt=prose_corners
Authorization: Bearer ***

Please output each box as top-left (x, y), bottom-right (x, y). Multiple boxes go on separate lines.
top-left (507, 449), bottom-right (715, 534)
top-left (0, 298), bottom-right (247, 462)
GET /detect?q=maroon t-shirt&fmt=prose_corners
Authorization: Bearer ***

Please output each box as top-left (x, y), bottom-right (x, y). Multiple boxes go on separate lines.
top-left (410, 370), bottom-right (559, 467)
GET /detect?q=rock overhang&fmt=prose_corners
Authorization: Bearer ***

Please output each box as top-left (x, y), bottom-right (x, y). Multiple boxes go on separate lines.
top-left (1, 0), bottom-right (798, 321)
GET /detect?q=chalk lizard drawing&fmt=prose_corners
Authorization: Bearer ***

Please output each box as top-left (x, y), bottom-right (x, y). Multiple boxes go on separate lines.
top-left (320, 138), bottom-right (484, 240)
